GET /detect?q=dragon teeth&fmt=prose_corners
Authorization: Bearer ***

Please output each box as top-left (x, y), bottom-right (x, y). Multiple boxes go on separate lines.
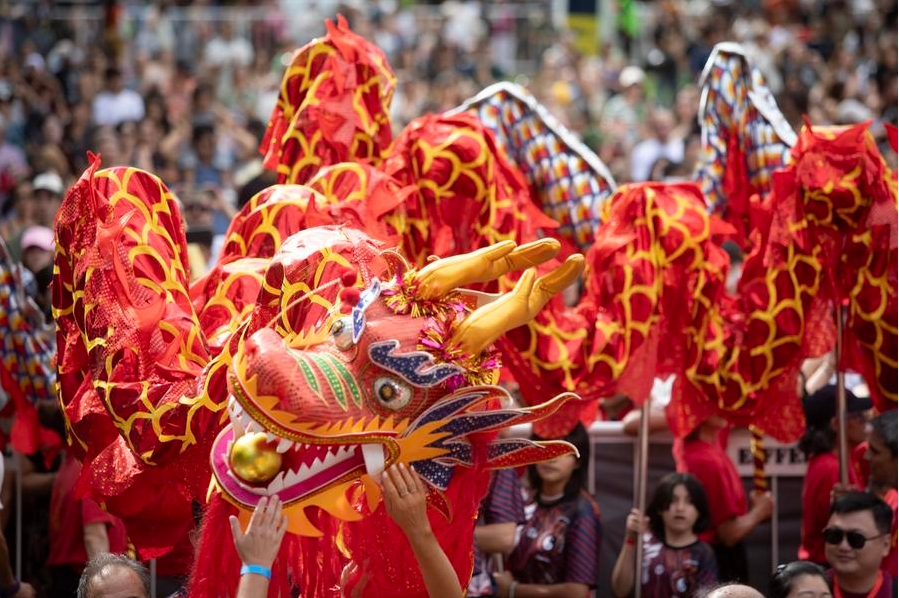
top-left (361, 444), bottom-right (385, 479)
top-left (266, 471), bottom-right (286, 494)
top-left (227, 442), bottom-right (369, 497)
top-left (275, 444), bottom-right (363, 489)
top-left (308, 455), bottom-right (326, 476)
top-left (227, 399), bottom-right (245, 433)
top-left (226, 397), bottom-right (265, 436)
top-left (276, 438), bottom-right (293, 454)
top-left (283, 468), bottom-right (303, 487)
top-left (320, 449), bottom-right (340, 469)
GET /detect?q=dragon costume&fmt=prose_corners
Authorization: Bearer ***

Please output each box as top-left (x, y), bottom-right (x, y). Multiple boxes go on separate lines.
top-left (45, 16), bottom-right (896, 598)
top-left (54, 152), bottom-right (586, 597)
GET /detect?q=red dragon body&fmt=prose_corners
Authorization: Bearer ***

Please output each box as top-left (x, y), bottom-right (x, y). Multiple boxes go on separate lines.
top-left (43, 16), bottom-right (896, 598)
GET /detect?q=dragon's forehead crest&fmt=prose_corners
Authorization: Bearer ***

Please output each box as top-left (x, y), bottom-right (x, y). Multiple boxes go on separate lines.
top-left (336, 239), bottom-right (585, 383)
top-left (331, 266), bottom-right (498, 390)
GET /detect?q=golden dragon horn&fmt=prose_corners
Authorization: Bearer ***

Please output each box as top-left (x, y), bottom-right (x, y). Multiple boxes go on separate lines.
top-left (449, 253), bottom-right (585, 357)
top-left (413, 238), bottom-right (563, 300)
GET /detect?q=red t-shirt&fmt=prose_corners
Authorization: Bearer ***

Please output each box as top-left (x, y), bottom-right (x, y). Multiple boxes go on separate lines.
top-left (47, 454), bottom-right (127, 570)
top-left (677, 437), bottom-right (746, 545)
top-left (800, 452), bottom-right (840, 564)
top-left (827, 570), bottom-right (895, 598)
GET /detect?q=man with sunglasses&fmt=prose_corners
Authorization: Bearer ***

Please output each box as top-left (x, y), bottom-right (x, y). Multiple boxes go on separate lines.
top-left (824, 491), bottom-right (894, 598)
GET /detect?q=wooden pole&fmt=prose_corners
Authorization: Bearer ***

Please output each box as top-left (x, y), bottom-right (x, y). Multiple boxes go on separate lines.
top-left (634, 401), bottom-right (651, 598)
top-left (835, 302), bottom-right (849, 485)
top-left (749, 427), bottom-right (777, 571)
top-left (749, 426), bottom-right (767, 493)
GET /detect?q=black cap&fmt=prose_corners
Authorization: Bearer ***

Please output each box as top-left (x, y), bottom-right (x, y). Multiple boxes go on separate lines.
top-left (803, 384), bottom-right (872, 426)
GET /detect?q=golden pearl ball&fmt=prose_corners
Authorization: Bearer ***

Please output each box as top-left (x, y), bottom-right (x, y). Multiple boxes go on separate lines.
top-left (229, 432), bottom-right (282, 483)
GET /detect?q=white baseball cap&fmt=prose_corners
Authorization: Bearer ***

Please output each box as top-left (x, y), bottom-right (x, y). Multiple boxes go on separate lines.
top-left (618, 66), bottom-right (646, 88)
top-left (32, 171), bottom-right (64, 195)
top-left (619, 66), bottom-right (646, 88)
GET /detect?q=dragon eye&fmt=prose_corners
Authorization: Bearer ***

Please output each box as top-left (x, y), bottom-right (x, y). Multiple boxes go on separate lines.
top-left (330, 317), bottom-right (354, 351)
top-left (373, 377), bottom-right (412, 410)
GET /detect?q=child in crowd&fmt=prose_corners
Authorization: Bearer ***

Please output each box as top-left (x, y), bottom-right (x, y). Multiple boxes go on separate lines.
top-left (493, 422), bottom-right (602, 598)
top-left (611, 472), bottom-right (718, 597)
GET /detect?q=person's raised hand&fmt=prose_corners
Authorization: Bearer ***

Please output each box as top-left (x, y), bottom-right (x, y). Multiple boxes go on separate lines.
top-left (750, 490), bottom-right (774, 522)
top-left (12, 581), bottom-right (35, 598)
top-left (624, 507), bottom-right (648, 537)
top-left (229, 495), bottom-right (288, 568)
top-left (380, 463), bottom-right (430, 539)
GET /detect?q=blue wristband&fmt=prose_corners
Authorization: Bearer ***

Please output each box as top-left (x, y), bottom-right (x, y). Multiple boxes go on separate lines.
top-left (240, 564), bottom-right (271, 580)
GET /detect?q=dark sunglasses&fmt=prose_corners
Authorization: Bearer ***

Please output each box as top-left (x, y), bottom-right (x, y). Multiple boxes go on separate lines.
top-left (823, 527), bottom-right (883, 549)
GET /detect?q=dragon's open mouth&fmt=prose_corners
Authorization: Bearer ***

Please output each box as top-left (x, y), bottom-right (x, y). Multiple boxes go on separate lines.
top-left (211, 399), bottom-right (390, 507)
top-left (212, 387), bottom-right (580, 518)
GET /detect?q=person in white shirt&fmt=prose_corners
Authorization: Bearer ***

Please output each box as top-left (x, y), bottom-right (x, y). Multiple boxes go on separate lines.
top-left (629, 107), bottom-right (685, 182)
top-left (91, 68), bottom-right (145, 128)
top-left (203, 21), bottom-right (254, 102)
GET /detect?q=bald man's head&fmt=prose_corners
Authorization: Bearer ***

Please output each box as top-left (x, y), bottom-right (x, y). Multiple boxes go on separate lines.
top-left (703, 584), bottom-right (766, 598)
top-left (77, 554), bottom-right (150, 598)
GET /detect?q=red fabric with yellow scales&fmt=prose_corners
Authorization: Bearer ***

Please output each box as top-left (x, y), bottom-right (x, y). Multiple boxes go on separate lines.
top-left (500, 122), bottom-right (897, 441)
top-left (53, 18), bottom-right (897, 598)
top-left (498, 50), bottom-right (897, 439)
top-left (260, 16), bottom-right (395, 185)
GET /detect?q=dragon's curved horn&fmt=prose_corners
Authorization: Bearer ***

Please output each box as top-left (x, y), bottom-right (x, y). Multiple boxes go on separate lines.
top-left (450, 254), bottom-right (585, 356)
top-left (414, 238), bottom-right (562, 300)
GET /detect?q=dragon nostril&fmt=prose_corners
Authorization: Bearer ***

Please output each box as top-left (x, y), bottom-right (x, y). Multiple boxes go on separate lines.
top-left (331, 316), bottom-right (354, 350)
top-left (229, 432), bottom-right (282, 483)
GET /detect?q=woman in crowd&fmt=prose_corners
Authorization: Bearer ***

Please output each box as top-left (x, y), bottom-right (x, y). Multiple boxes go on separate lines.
top-left (768, 561), bottom-right (832, 598)
top-left (610, 472), bottom-right (718, 597)
top-left (493, 422), bottom-right (602, 598)
top-left (798, 385), bottom-right (871, 565)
